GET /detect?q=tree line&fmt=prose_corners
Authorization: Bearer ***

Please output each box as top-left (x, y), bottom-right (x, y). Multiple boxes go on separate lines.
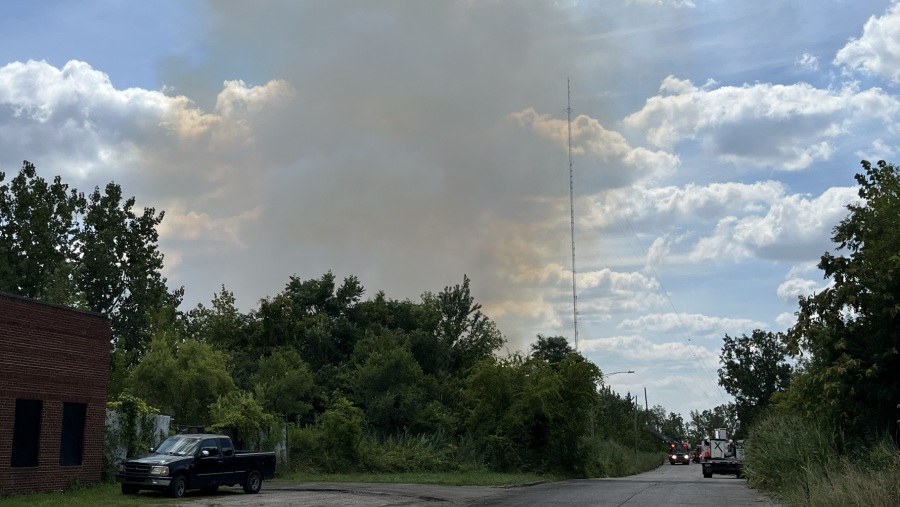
top-left (1, 161), bottom-right (742, 475)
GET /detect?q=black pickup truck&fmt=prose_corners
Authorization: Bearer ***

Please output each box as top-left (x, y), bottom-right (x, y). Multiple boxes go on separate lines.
top-left (116, 434), bottom-right (276, 498)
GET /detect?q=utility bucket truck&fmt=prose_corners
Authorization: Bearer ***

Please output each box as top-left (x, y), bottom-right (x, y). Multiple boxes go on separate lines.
top-left (701, 428), bottom-right (743, 478)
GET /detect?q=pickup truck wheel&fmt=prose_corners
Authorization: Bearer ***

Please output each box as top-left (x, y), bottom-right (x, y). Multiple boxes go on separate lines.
top-left (243, 470), bottom-right (262, 494)
top-left (703, 471), bottom-right (713, 478)
top-left (201, 485), bottom-right (219, 494)
top-left (167, 475), bottom-right (187, 498)
top-left (121, 484), bottom-right (140, 495)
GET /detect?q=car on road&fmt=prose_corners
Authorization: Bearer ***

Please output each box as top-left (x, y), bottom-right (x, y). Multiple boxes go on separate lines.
top-left (115, 434), bottom-right (276, 498)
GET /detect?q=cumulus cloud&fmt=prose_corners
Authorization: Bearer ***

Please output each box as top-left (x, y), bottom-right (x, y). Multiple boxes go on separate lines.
top-left (689, 186), bottom-right (859, 262)
top-left (580, 334), bottom-right (717, 362)
top-left (583, 180), bottom-right (789, 230)
top-left (0, 60), bottom-right (292, 182)
top-left (624, 77), bottom-right (900, 170)
top-left (796, 53), bottom-right (819, 71)
top-left (618, 312), bottom-right (766, 338)
top-left (775, 312), bottom-right (797, 328)
top-left (776, 278), bottom-right (823, 303)
top-left (835, 3), bottom-right (900, 84)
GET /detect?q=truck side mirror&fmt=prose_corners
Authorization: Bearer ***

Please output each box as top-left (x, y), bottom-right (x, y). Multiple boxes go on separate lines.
top-left (201, 450), bottom-right (209, 457)
top-left (149, 447), bottom-right (155, 453)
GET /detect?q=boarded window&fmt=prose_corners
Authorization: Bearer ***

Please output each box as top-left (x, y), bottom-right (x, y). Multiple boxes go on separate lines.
top-left (11, 399), bottom-right (42, 467)
top-left (59, 403), bottom-right (87, 466)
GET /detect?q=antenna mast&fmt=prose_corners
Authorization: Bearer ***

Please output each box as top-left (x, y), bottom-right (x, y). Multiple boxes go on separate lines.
top-left (567, 78), bottom-right (578, 350)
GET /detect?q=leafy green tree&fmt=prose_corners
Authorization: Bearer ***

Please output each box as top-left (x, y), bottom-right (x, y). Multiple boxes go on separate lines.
top-left (464, 354), bottom-right (601, 473)
top-left (320, 393), bottom-right (366, 460)
top-left (786, 160), bottom-right (900, 432)
top-left (351, 343), bottom-right (426, 433)
top-left (718, 330), bottom-right (792, 433)
top-left (0, 161), bottom-right (180, 355)
top-left (687, 403), bottom-right (739, 443)
top-left (417, 275), bottom-right (505, 378)
top-left (0, 161), bottom-right (85, 304)
top-left (254, 346), bottom-right (314, 421)
top-left (530, 334), bottom-right (576, 363)
top-left (130, 335), bottom-right (235, 425)
top-left (78, 181), bottom-right (182, 355)
top-left (210, 391), bottom-right (281, 451)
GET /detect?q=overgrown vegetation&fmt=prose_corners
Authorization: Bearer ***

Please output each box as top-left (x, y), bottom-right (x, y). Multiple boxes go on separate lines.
top-left (718, 160), bottom-right (900, 506)
top-left (1, 161), bottom-right (685, 482)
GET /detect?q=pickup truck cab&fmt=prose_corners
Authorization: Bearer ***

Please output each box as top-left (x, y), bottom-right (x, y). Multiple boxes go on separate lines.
top-left (116, 433), bottom-right (276, 498)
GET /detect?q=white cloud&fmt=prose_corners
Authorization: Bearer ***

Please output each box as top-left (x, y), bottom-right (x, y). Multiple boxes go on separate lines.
top-left (835, 3), bottom-right (900, 84)
top-left (624, 77), bottom-right (900, 170)
top-left (796, 53), bottom-right (819, 71)
top-left (776, 278), bottom-right (822, 303)
top-left (0, 60), bottom-right (292, 181)
top-left (583, 180), bottom-right (788, 229)
top-left (689, 186), bottom-right (859, 262)
top-left (618, 312), bottom-right (766, 338)
top-left (775, 312), bottom-right (798, 328)
top-left (580, 334), bottom-right (717, 362)
top-left (855, 138), bottom-right (897, 161)
top-left (629, 0), bottom-right (697, 8)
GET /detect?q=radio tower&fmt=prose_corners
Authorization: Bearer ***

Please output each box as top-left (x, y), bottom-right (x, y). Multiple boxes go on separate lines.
top-left (567, 78), bottom-right (578, 350)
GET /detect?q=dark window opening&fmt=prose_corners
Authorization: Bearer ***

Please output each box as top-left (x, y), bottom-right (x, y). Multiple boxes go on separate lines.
top-left (11, 399), bottom-right (42, 467)
top-left (60, 403), bottom-right (87, 466)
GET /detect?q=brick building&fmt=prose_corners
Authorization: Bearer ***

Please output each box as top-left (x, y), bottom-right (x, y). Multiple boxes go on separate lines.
top-left (0, 292), bottom-right (111, 495)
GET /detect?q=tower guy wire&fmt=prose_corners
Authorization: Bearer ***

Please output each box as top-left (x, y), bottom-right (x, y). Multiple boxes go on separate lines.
top-left (567, 78), bottom-right (578, 350)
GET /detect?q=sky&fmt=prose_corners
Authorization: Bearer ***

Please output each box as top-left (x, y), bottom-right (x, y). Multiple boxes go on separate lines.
top-left (1, 0), bottom-right (898, 417)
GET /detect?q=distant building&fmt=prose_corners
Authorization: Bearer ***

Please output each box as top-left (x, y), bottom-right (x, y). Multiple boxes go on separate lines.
top-left (0, 292), bottom-right (111, 495)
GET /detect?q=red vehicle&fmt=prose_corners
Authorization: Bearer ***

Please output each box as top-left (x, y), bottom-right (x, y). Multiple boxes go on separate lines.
top-left (668, 443), bottom-right (691, 465)
top-left (691, 445), bottom-right (702, 463)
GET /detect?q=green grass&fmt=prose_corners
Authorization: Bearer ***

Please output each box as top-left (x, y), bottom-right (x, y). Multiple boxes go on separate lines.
top-left (0, 484), bottom-right (187, 507)
top-left (274, 470), bottom-right (561, 486)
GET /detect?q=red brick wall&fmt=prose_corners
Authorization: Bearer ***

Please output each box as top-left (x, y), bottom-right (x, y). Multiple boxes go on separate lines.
top-left (0, 293), bottom-right (111, 495)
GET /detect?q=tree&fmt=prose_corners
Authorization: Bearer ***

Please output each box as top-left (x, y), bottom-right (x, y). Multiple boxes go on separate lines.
top-left (419, 275), bottom-right (505, 377)
top-left (130, 335), bottom-right (235, 425)
top-left (254, 346), bottom-right (314, 421)
top-left (0, 161), bottom-right (181, 355)
top-left (351, 344), bottom-right (426, 433)
top-left (530, 334), bottom-right (575, 363)
top-left (687, 403), bottom-right (739, 443)
top-left (718, 330), bottom-right (792, 432)
top-left (787, 160), bottom-right (900, 432)
top-left (0, 161), bottom-right (84, 304)
top-left (78, 181), bottom-right (182, 355)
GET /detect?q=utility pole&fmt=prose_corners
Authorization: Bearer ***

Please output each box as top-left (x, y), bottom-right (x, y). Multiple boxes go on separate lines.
top-left (567, 78), bottom-right (578, 350)
top-left (644, 387), bottom-right (648, 411)
top-left (634, 394), bottom-right (638, 454)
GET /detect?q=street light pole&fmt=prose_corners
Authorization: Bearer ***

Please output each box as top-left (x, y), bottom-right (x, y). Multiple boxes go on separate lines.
top-left (596, 370), bottom-right (635, 443)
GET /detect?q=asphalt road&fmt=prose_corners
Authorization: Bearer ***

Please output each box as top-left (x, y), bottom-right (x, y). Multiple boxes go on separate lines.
top-left (178, 462), bottom-right (776, 506)
top-left (471, 462), bottom-right (775, 507)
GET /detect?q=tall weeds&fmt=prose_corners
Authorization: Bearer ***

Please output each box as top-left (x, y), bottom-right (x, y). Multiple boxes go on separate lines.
top-left (744, 413), bottom-right (900, 507)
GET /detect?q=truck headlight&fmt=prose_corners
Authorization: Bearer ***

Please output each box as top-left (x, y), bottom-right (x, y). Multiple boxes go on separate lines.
top-left (684, 455), bottom-right (689, 459)
top-left (149, 466), bottom-right (169, 475)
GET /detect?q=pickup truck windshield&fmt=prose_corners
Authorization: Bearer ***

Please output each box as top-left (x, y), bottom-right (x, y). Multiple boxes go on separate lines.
top-left (155, 437), bottom-right (201, 456)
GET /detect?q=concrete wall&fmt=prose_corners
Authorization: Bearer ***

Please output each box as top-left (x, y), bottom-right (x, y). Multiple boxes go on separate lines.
top-left (0, 292), bottom-right (111, 495)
